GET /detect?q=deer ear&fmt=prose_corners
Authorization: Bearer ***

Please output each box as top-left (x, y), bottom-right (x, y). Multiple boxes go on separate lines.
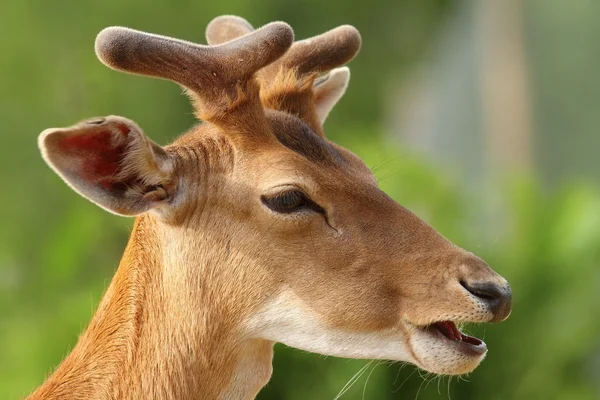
top-left (313, 67), bottom-right (350, 124)
top-left (39, 116), bottom-right (175, 216)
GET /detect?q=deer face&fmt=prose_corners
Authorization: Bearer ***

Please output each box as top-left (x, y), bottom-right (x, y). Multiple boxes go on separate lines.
top-left (226, 111), bottom-right (511, 376)
top-left (39, 16), bottom-right (510, 377)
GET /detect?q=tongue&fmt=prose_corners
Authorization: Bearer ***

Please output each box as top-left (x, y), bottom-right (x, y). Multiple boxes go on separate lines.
top-left (434, 321), bottom-right (484, 346)
top-left (437, 321), bottom-right (463, 341)
top-left (461, 334), bottom-right (483, 346)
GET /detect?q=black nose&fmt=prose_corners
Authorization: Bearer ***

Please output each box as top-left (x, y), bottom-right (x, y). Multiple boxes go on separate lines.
top-left (460, 280), bottom-right (512, 322)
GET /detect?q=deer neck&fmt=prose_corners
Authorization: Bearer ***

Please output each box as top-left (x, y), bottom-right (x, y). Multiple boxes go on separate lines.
top-left (30, 214), bottom-right (274, 400)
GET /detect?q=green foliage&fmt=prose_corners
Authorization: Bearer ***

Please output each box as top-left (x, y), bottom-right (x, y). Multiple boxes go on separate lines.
top-left (1, 1), bottom-right (599, 399)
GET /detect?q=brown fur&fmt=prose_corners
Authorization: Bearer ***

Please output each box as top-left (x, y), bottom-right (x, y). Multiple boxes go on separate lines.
top-left (30, 15), bottom-right (511, 400)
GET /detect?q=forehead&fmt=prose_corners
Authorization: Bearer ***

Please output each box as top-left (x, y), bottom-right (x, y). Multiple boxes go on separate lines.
top-left (171, 110), bottom-right (373, 182)
top-left (260, 111), bottom-right (376, 190)
top-left (265, 110), bottom-right (346, 166)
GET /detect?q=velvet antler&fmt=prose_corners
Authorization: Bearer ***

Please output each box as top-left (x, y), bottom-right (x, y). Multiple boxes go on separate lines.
top-left (95, 23), bottom-right (294, 133)
top-left (205, 16), bottom-right (361, 135)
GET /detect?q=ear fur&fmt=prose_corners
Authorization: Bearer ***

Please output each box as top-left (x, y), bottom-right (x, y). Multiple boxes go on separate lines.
top-left (313, 66), bottom-right (350, 123)
top-left (39, 116), bottom-right (174, 216)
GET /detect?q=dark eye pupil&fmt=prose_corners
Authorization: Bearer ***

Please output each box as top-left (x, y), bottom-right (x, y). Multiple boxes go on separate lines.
top-left (262, 190), bottom-right (324, 214)
top-left (279, 192), bottom-right (303, 209)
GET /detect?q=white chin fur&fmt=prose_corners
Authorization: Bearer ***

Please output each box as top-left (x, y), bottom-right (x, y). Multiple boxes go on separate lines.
top-left (407, 326), bottom-right (487, 375)
top-left (245, 290), bottom-right (412, 361)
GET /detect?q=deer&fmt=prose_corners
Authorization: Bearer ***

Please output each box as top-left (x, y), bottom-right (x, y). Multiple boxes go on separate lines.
top-left (29, 15), bottom-right (512, 400)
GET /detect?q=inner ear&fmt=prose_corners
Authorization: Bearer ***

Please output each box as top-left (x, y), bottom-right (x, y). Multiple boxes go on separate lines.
top-left (39, 116), bottom-right (174, 216)
top-left (313, 67), bottom-right (350, 124)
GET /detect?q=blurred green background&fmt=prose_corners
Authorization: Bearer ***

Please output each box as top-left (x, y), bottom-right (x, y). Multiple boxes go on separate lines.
top-left (2, 0), bottom-right (600, 399)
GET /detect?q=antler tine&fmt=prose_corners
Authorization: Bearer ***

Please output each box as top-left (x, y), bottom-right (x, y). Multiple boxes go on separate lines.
top-left (206, 16), bottom-right (360, 135)
top-left (260, 25), bottom-right (360, 135)
top-left (95, 22), bottom-right (293, 122)
top-left (206, 15), bottom-right (254, 46)
top-left (206, 17), bottom-right (361, 76)
top-left (269, 25), bottom-right (361, 76)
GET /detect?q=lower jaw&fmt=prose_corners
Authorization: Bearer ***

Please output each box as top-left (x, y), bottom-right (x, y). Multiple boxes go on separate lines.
top-left (420, 358), bottom-right (485, 376)
top-left (446, 337), bottom-right (487, 357)
top-left (425, 322), bottom-right (487, 355)
top-left (407, 325), bottom-right (488, 373)
top-left (411, 337), bottom-right (487, 376)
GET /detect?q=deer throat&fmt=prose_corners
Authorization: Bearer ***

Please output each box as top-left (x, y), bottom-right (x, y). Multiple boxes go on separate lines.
top-left (30, 216), bottom-right (275, 400)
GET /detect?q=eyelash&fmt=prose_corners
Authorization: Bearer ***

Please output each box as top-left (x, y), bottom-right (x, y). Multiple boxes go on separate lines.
top-left (261, 190), bottom-right (325, 215)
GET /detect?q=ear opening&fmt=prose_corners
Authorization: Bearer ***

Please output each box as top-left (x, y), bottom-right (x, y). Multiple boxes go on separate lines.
top-left (39, 116), bottom-right (174, 216)
top-left (313, 67), bottom-right (350, 123)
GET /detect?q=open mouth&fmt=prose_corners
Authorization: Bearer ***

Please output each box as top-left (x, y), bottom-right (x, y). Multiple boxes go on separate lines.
top-left (425, 321), bottom-right (487, 356)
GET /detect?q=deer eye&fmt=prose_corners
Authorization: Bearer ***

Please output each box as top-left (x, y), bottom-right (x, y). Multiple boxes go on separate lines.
top-left (262, 190), bottom-right (324, 214)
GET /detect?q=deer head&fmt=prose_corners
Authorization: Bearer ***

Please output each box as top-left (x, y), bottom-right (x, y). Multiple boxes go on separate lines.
top-left (34, 15), bottom-right (511, 399)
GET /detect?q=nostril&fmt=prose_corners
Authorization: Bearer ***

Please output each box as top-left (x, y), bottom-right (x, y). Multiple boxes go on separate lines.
top-left (460, 280), bottom-right (512, 322)
top-left (460, 280), bottom-right (502, 301)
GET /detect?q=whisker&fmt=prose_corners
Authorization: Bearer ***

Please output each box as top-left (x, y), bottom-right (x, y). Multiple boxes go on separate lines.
top-left (332, 360), bottom-right (372, 400)
top-left (362, 360), bottom-right (383, 400)
top-left (371, 155), bottom-right (405, 174)
top-left (393, 362), bottom-right (409, 386)
top-left (414, 371), bottom-right (428, 400)
top-left (392, 367), bottom-right (417, 393)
